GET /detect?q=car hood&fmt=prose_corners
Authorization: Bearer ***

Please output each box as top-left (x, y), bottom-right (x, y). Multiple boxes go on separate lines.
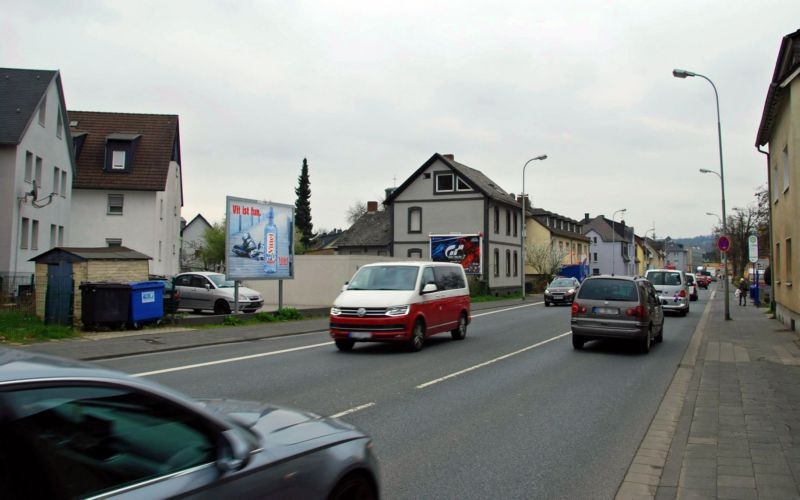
top-left (197, 399), bottom-right (359, 446)
top-left (547, 286), bottom-right (575, 293)
top-left (215, 286), bottom-right (261, 297)
top-left (334, 289), bottom-right (415, 308)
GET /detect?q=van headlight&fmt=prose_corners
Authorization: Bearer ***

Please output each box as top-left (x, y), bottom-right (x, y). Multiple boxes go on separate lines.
top-left (385, 305), bottom-right (410, 317)
top-left (330, 307), bottom-right (342, 316)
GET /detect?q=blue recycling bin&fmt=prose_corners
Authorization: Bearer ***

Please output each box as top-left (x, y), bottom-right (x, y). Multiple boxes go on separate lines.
top-left (129, 281), bottom-right (165, 328)
top-left (749, 285), bottom-right (760, 305)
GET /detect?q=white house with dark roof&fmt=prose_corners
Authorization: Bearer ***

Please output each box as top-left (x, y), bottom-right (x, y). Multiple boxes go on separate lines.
top-left (180, 213), bottom-right (212, 271)
top-left (68, 111), bottom-right (183, 276)
top-left (0, 68), bottom-right (74, 280)
top-left (385, 153), bottom-right (522, 293)
top-left (582, 214), bottom-right (637, 276)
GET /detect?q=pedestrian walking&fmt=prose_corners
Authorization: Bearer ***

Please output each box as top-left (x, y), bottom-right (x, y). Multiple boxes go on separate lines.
top-left (738, 276), bottom-right (749, 306)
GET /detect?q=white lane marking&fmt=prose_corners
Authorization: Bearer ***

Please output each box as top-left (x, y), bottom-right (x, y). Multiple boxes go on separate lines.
top-left (416, 331), bottom-right (571, 389)
top-left (132, 341), bottom-right (333, 377)
top-left (130, 302), bottom-right (542, 375)
top-left (329, 402), bottom-right (376, 419)
top-left (472, 301), bottom-right (543, 318)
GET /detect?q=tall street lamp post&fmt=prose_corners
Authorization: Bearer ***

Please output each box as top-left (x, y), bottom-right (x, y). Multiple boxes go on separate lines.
top-left (611, 208), bottom-right (627, 275)
top-left (521, 154), bottom-right (548, 300)
top-left (700, 168), bottom-right (731, 320)
top-left (644, 227), bottom-right (655, 270)
top-left (674, 68), bottom-right (731, 321)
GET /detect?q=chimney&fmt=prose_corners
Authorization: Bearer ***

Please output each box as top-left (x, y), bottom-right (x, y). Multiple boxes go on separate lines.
top-left (384, 187), bottom-right (395, 200)
top-left (442, 154), bottom-right (454, 161)
top-left (584, 213), bottom-right (590, 222)
top-left (367, 201), bottom-right (378, 212)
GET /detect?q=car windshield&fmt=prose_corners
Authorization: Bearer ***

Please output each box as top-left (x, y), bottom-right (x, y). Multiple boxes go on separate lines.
top-left (549, 279), bottom-right (574, 287)
top-left (207, 274), bottom-right (235, 288)
top-left (647, 272), bottom-right (682, 286)
top-left (578, 279), bottom-right (638, 301)
top-left (686, 275), bottom-right (695, 284)
top-left (347, 266), bottom-right (419, 291)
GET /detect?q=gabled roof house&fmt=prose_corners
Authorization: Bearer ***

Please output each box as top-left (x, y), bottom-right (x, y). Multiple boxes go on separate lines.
top-left (386, 153), bottom-right (522, 293)
top-left (0, 68), bottom-right (74, 279)
top-left (68, 111), bottom-right (183, 276)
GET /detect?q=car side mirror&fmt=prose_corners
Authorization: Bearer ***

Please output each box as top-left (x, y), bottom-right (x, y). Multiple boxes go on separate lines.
top-left (205, 284), bottom-right (211, 290)
top-left (217, 429), bottom-right (252, 473)
top-left (422, 283), bottom-right (438, 294)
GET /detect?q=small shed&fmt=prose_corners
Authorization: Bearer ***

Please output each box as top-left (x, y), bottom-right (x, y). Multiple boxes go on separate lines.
top-left (30, 247), bottom-right (151, 325)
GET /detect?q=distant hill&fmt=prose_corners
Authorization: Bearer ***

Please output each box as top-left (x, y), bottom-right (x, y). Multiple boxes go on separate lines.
top-left (672, 235), bottom-right (715, 251)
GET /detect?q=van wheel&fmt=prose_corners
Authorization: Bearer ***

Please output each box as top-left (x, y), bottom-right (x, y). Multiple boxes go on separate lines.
top-left (409, 321), bottom-right (425, 352)
top-left (451, 313), bottom-right (467, 340)
top-left (335, 340), bottom-right (354, 352)
top-left (572, 334), bottom-right (585, 350)
top-left (214, 300), bottom-right (231, 315)
top-left (640, 327), bottom-right (652, 354)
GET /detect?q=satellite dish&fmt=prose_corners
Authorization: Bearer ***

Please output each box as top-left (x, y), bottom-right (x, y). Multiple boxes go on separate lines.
top-left (30, 180), bottom-right (39, 200)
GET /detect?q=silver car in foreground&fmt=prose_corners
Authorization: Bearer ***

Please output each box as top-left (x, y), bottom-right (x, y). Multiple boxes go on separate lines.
top-left (0, 348), bottom-right (379, 499)
top-left (570, 276), bottom-right (664, 353)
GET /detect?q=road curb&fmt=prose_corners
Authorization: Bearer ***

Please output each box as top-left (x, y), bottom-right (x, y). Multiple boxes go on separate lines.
top-left (615, 290), bottom-right (716, 499)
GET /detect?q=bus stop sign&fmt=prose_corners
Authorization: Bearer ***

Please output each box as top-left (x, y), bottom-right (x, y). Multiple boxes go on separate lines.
top-left (717, 235), bottom-right (731, 253)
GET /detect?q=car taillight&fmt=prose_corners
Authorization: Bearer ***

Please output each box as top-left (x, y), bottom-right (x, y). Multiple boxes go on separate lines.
top-left (571, 302), bottom-right (587, 316)
top-left (679, 289), bottom-right (686, 298)
top-left (626, 305), bottom-right (645, 318)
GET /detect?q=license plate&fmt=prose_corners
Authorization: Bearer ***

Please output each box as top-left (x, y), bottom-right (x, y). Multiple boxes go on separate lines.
top-left (553, 294), bottom-right (564, 299)
top-left (349, 332), bottom-right (372, 339)
top-left (593, 307), bottom-right (618, 315)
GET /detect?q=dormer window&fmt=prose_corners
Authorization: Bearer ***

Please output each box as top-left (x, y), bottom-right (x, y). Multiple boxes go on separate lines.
top-left (434, 171), bottom-right (472, 194)
top-left (104, 133), bottom-right (141, 173)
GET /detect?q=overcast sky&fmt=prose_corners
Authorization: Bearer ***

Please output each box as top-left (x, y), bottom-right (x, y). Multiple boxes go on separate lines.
top-left (4, 1), bottom-right (798, 239)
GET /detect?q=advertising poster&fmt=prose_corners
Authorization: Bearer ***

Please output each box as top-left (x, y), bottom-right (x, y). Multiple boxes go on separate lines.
top-left (225, 196), bottom-right (294, 280)
top-left (430, 234), bottom-right (482, 275)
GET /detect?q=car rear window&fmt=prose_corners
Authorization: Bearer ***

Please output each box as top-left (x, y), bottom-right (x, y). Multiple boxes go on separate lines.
top-left (647, 272), bottom-right (682, 286)
top-left (577, 279), bottom-right (638, 301)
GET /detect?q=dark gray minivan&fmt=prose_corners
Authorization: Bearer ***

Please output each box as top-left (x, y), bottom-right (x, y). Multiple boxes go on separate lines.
top-left (570, 275), bottom-right (664, 353)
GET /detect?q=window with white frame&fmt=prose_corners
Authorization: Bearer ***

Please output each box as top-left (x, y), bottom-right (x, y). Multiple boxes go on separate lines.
top-left (513, 212), bottom-right (518, 237)
top-left (25, 152), bottom-right (33, 182)
top-left (513, 251), bottom-right (518, 276)
top-left (505, 209), bottom-right (511, 235)
top-left (50, 224), bottom-right (57, 248)
top-left (494, 207), bottom-right (500, 233)
top-left (61, 171), bottom-right (67, 197)
top-left (493, 249), bottom-right (500, 277)
top-left (111, 150), bottom-right (126, 170)
top-left (35, 157), bottom-right (42, 187)
top-left (106, 238), bottom-right (122, 247)
top-left (31, 220), bottom-right (39, 250)
top-left (107, 194), bottom-right (124, 215)
top-left (58, 226), bottom-right (64, 246)
top-left (20, 218), bottom-right (29, 249)
top-left (505, 250), bottom-right (511, 276)
top-left (435, 172), bottom-right (454, 192)
top-left (783, 146), bottom-right (790, 193)
top-left (455, 177), bottom-right (471, 191)
top-left (53, 167), bottom-right (60, 195)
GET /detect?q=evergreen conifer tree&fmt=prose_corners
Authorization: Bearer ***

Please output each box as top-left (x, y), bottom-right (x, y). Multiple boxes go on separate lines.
top-left (294, 158), bottom-right (314, 247)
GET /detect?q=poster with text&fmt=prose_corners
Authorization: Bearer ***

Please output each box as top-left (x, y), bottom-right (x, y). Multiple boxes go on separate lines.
top-left (225, 196), bottom-right (294, 280)
top-left (430, 234), bottom-right (482, 275)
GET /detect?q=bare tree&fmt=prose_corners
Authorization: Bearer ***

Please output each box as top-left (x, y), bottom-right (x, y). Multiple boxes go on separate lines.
top-left (526, 242), bottom-right (570, 281)
top-left (346, 201), bottom-right (368, 225)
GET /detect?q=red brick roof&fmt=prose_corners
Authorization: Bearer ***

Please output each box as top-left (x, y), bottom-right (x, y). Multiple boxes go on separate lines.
top-left (68, 111), bottom-right (180, 191)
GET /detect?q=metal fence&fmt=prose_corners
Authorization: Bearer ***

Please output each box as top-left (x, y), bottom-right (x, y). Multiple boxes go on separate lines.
top-left (0, 272), bottom-right (36, 314)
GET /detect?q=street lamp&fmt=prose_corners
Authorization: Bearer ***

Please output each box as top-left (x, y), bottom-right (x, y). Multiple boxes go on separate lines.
top-left (521, 154), bottom-right (548, 300)
top-left (675, 67), bottom-right (730, 319)
top-left (611, 208), bottom-right (627, 275)
top-left (705, 212), bottom-right (721, 223)
top-left (643, 227), bottom-right (655, 271)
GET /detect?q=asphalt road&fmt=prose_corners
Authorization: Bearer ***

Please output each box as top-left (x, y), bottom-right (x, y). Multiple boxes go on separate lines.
top-left (97, 289), bottom-right (710, 499)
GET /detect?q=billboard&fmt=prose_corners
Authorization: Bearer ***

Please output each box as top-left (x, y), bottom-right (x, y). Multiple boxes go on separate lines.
top-left (430, 234), bottom-right (482, 275)
top-left (225, 196), bottom-right (294, 280)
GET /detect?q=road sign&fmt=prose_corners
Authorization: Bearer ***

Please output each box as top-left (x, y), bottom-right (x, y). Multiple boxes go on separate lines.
top-left (717, 235), bottom-right (731, 253)
top-left (748, 235), bottom-right (758, 263)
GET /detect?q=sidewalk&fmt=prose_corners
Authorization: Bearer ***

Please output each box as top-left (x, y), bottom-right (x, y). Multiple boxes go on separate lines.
top-left (19, 297), bottom-right (531, 361)
top-left (617, 289), bottom-right (800, 499)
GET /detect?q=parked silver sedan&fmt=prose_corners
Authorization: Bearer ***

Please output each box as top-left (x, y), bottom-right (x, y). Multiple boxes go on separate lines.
top-left (0, 348), bottom-right (379, 499)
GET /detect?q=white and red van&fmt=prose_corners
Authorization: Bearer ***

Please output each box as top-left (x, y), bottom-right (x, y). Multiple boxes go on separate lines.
top-left (329, 261), bottom-right (471, 352)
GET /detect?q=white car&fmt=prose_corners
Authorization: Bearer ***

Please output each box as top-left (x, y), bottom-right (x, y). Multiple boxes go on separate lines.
top-left (645, 269), bottom-right (690, 316)
top-left (174, 272), bottom-right (263, 314)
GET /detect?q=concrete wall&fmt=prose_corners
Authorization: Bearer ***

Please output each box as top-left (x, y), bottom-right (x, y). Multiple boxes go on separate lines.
top-left (1, 79), bottom-right (73, 274)
top-left (244, 254), bottom-right (414, 307)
